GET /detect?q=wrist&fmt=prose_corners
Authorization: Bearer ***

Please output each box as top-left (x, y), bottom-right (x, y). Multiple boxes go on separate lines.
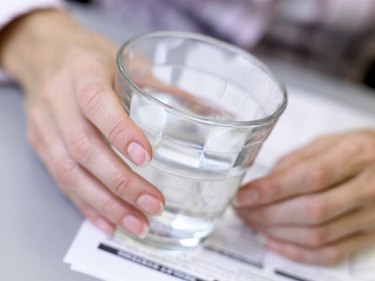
top-left (0, 9), bottom-right (87, 90)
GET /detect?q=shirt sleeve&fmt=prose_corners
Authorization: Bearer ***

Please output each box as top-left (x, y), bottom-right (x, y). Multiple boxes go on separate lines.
top-left (0, 0), bottom-right (64, 83)
top-left (109, 0), bottom-right (274, 48)
top-left (176, 0), bottom-right (274, 48)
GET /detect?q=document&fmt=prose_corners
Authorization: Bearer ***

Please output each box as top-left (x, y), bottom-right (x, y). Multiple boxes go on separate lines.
top-left (65, 86), bottom-right (375, 281)
top-left (65, 211), bottom-right (375, 281)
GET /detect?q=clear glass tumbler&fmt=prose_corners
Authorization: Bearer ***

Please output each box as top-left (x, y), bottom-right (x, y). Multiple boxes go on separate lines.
top-left (115, 31), bottom-right (287, 250)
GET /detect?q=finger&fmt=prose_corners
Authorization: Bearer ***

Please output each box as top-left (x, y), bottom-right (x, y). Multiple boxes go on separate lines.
top-left (235, 135), bottom-right (367, 207)
top-left (47, 78), bottom-right (164, 216)
top-left (69, 193), bottom-right (115, 235)
top-left (29, 105), bottom-right (149, 237)
top-left (247, 205), bottom-right (375, 247)
top-left (27, 118), bottom-right (115, 235)
top-left (67, 169), bottom-right (149, 238)
top-left (272, 134), bottom-right (343, 172)
top-left (236, 174), bottom-right (372, 226)
top-left (237, 178), bottom-right (352, 225)
top-left (72, 59), bottom-right (152, 166)
top-left (27, 121), bottom-right (116, 236)
top-left (237, 182), bottom-right (361, 225)
top-left (266, 231), bottom-right (375, 265)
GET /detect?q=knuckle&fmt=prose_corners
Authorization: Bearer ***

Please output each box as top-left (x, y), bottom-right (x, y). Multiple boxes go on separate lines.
top-left (286, 247), bottom-right (304, 262)
top-left (111, 173), bottom-right (132, 199)
top-left (267, 178), bottom-right (283, 201)
top-left (55, 159), bottom-right (78, 186)
top-left (306, 227), bottom-right (328, 247)
top-left (355, 132), bottom-right (375, 160)
top-left (305, 164), bottom-right (329, 191)
top-left (323, 247), bottom-right (342, 265)
top-left (106, 116), bottom-right (127, 144)
top-left (341, 136), bottom-right (361, 155)
top-left (360, 174), bottom-right (375, 198)
top-left (99, 200), bottom-right (120, 222)
top-left (78, 83), bottom-right (103, 116)
top-left (68, 133), bottom-right (93, 164)
top-left (305, 196), bottom-right (328, 224)
top-left (252, 208), bottom-right (270, 223)
top-left (338, 133), bottom-right (370, 164)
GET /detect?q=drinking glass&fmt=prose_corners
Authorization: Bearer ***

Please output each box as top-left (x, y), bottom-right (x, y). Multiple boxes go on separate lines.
top-left (115, 31), bottom-right (287, 250)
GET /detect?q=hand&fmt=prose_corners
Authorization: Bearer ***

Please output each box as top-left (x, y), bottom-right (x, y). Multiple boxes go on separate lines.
top-left (234, 130), bottom-right (375, 265)
top-left (0, 10), bottom-right (164, 236)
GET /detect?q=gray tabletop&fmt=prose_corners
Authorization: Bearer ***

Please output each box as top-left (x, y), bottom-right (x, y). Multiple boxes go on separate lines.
top-left (1, 3), bottom-right (375, 281)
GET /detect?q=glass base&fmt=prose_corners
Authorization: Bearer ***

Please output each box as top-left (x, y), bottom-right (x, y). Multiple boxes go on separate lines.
top-left (131, 231), bottom-right (206, 251)
top-left (115, 209), bottom-right (215, 251)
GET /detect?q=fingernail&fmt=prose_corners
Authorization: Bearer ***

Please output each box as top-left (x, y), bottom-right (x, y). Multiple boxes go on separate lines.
top-left (233, 190), bottom-right (258, 207)
top-left (137, 194), bottom-right (164, 216)
top-left (127, 142), bottom-right (150, 167)
top-left (122, 215), bottom-right (148, 238)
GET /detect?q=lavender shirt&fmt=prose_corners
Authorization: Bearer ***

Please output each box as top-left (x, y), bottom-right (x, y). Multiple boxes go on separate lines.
top-left (1, 0), bottom-right (374, 84)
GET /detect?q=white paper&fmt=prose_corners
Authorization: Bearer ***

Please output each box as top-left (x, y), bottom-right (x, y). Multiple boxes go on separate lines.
top-left (65, 86), bottom-right (375, 281)
top-left (64, 210), bottom-right (375, 281)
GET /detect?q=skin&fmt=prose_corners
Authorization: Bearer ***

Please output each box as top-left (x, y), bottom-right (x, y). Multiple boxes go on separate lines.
top-left (0, 9), bottom-right (165, 237)
top-left (1, 9), bottom-right (375, 266)
top-left (235, 130), bottom-right (375, 265)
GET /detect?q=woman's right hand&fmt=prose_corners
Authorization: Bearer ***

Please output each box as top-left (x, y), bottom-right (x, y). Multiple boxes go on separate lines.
top-left (0, 9), bottom-right (164, 236)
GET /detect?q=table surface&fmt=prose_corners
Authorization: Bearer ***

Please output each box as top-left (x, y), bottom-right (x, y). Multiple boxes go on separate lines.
top-left (1, 3), bottom-right (375, 281)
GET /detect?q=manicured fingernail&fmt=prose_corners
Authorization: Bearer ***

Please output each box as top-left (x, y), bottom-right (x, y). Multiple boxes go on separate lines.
top-left (233, 190), bottom-right (258, 207)
top-left (96, 218), bottom-right (114, 235)
top-left (127, 142), bottom-right (150, 167)
top-left (137, 194), bottom-right (164, 216)
top-left (122, 215), bottom-right (148, 238)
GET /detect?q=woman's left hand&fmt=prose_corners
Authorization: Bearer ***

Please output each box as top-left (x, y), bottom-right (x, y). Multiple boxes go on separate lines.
top-left (235, 130), bottom-right (375, 265)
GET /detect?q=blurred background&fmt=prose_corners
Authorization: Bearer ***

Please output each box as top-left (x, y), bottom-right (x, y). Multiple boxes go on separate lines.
top-left (66, 0), bottom-right (375, 89)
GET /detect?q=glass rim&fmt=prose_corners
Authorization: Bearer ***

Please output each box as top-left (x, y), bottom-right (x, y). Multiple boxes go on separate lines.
top-left (117, 31), bottom-right (287, 127)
